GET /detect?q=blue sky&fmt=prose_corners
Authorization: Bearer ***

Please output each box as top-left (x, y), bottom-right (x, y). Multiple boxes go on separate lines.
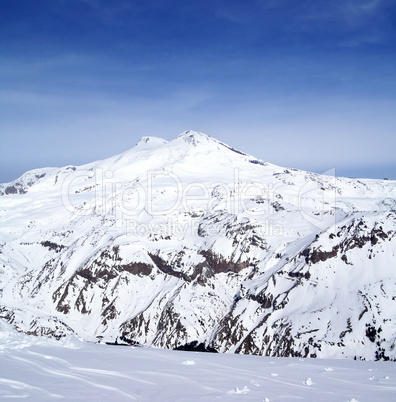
top-left (1, 0), bottom-right (396, 182)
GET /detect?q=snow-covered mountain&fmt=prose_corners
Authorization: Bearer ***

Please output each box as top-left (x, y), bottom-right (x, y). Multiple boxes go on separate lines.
top-left (1, 130), bottom-right (395, 360)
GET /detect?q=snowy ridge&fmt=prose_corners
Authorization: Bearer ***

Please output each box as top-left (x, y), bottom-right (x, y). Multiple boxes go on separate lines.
top-left (0, 130), bottom-right (395, 360)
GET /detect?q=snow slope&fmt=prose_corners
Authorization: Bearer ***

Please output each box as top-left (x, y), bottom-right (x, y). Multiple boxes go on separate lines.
top-left (1, 325), bottom-right (395, 401)
top-left (0, 130), bottom-right (395, 360)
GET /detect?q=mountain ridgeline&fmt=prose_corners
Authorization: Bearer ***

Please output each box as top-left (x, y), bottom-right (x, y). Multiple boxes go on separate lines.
top-left (0, 131), bottom-right (395, 360)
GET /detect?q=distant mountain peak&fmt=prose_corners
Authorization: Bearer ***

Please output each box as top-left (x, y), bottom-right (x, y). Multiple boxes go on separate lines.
top-left (177, 130), bottom-right (216, 146)
top-left (135, 136), bottom-right (168, 147)
top-left (178, 130), bottom-right (208, 138)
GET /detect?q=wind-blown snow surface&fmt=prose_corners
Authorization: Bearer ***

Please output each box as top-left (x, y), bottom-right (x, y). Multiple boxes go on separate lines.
top-left (0, 130), bottom-right (396, 360)
top-left (1, 325), bottom-right (395, 401)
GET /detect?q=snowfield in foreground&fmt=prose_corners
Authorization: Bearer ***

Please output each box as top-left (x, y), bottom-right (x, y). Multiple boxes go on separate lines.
top-left (0, 325), bottom-right (395, 401)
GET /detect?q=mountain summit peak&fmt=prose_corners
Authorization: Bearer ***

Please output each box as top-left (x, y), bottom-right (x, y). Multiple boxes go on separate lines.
top-left (178, 130), bottom-right (208, 138)
top-left (136, 136), bottom-right (168, 147)
top-left (177, 130), bottom-right (216, 146)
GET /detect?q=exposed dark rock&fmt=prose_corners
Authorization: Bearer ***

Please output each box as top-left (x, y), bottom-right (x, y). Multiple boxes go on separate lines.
top-left (249, 159), bottom-right (267, 166)
top-left (265, 325), bottom-right (303, 358)
top-left (358, 307), bottom-right (368, 320)
top-left (75, 289), bottom-right (90, 314)
top-left (199, 249), bottom-right (249, 274)
top-left (340, 318), bottom-right (353, 339)
top-left (148, 252), bottom-right (187, 280)
top-left (174, 341), bottom-right (218, 353)
top-left (288, 271), bottom-right (311, 280)
top-left (248, 290), bottom-right (273, 309)
top-left (102, 300), bottom-right (118, 325)
top-left (53, 283), bottom-right (71, 314)
top-left (366, 323), bottom-right (377, 343)
top-left (76, 268), bottom-right (117, 283)
top-left (0, 306), bottom-right (16, 324)
top-left (4, 185), bottom-right (18, 195)
top-left (301, 246), bottom-right (339, 264)
top-left (119, 262), bottom-right (152, 276)
top-left (41, 241), bottom-right (66, 252)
